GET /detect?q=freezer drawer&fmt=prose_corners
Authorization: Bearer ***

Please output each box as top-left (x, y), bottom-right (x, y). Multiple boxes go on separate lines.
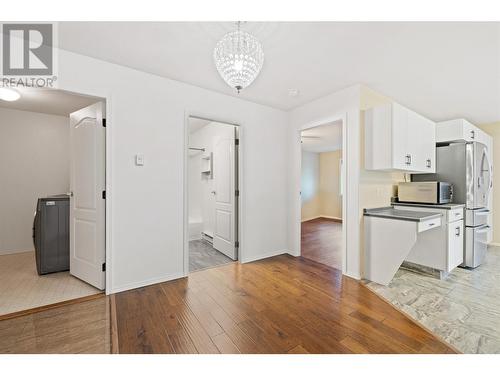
top-left (465, 208), bottom-right (490, 227)
top-left (464, 225), bottom-right (490, 268)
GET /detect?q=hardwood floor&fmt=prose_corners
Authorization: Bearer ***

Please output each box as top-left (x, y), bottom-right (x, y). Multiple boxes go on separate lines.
top-left (301, 218), bottom-right (342, 270)
top-left (0, 295), bottom-right (110, 354)
top-left (114, 255), bottom-right (457, 354)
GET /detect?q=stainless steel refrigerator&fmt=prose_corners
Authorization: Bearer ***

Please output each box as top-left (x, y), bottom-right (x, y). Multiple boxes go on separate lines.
top-left (412, 142), bottom-right (493, 268)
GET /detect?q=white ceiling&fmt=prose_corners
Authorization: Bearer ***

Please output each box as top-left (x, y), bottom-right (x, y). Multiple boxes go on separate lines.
top-left (58, 22), bottom-right (500, 124)
top-left (301, 120), bottom-right (342, 153)
top-left (0, 88), bottom-right (101, 116)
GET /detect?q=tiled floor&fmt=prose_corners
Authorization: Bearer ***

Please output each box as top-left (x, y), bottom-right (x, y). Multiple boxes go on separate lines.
top-left (366, 245), bottom-right (500, 353)
top-left (0, 251), bottom-right (100, 316)
top-left (189, 240), bottom-right (234, 272)
top-left (301, 218), bottom-right (342, 270)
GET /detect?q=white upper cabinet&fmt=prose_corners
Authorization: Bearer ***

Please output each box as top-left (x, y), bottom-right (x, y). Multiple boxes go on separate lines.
top-left (436, 119), bottom-right (490, 146)
top-left (365, 103), bottom-right (436, 173)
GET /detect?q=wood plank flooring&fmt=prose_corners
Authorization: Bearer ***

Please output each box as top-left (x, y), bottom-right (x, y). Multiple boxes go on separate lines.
top-left (301, 218), bottom-right (342, 270)
top-left (114, 255), bottom-right (457, 354)
top-left (0, 295), bottom-right (110, 354)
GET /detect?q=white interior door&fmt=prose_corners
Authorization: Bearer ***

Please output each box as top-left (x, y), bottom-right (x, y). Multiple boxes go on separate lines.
top-left (69, 102), bottom-right (106, 290)
top-left (212, 133), bottom-right (237, 260)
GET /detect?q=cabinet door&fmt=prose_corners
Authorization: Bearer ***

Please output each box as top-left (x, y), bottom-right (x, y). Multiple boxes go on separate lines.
top-left (391, 103), bottom-right (410, 171)
top-left (407, 110), bottom-right (436, 173)
top-left (447, 220), bottom-right (464, 271)
top-left (421, 116), bottom-right (436, 173)
top-left (463, 121), bottom-right (477, 142)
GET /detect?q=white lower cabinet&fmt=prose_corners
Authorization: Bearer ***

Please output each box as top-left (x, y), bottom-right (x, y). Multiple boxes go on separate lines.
top-left (448, 220), bottom-right (464, 270)
top-left (393, 205), bottom-right (464, 273)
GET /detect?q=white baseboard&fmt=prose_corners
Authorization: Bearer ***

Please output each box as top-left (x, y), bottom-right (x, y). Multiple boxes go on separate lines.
top-left (0, 249), bottom-right (34, 256)
top-left (489, 242), bottom-right (500, 247)
top-left (109, 271), bottom-right (185, 294)
top-left (301, 215), bottom-right (321, 222)
top-left (240, 248), bottom-right (287, 264)
top-left (321, 215), bottom-right (343, 221)
top-left (301, 215), bottom-right (343, 223)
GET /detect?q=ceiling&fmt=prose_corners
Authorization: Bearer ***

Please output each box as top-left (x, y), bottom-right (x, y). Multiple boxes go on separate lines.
top-left (0, 88), bottom-right (101, 116)
top-left (301, 120), bottom-right (342, 153)
top-left (58, 22), bottom-right (500, 124)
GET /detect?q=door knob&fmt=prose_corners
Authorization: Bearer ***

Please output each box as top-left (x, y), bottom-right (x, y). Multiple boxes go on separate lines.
top-left (211, 191), bottom-right (216, 195)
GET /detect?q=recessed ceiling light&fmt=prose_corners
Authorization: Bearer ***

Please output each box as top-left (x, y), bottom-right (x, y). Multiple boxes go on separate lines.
top-left (0, 88), bottom-right (21, 102)
top-left (288, 88), bottom-right (300, 97)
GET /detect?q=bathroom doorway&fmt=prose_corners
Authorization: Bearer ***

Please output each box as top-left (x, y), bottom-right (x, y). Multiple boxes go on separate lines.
top-left (185, 116), bottom-right (239, 273)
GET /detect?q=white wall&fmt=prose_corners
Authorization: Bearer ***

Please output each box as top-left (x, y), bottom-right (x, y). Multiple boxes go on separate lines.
top-left (0, 107), bottom-right (69, 255)
top-left (56, 49), bottom-right (289, 293)
top-left (301, 151), bottom-right (321, 221)
top-left (188, 121), bottom-right (235, 237)
top-left (289, 85), bottom-right (361, 278)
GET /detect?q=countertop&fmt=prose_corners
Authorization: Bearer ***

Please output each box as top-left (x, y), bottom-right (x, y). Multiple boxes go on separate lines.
top-left (391, 201), bottom-right (465, 210)
top-left (363, 207), bottom-right (443, 222)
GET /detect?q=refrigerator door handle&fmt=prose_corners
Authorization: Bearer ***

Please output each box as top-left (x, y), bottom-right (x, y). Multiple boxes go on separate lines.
top-left (475, 225), bottom-right (491, 234)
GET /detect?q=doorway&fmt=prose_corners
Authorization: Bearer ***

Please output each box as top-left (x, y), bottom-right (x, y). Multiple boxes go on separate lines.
top-left (0, 88), bottom-right (107, 317)
top-left (185, 116), bottom-right (239, 273)
top-left (300, 120), bottom-right (345, 271)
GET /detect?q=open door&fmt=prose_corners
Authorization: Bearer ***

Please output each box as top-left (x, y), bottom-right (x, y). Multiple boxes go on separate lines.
top-left (212, 131), bottom-right (237, 260)
top-left (69, 102), bottom-right (105, 290)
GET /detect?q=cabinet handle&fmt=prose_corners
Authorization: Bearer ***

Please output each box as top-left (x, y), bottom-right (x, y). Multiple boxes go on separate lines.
top-left (471, 130), bottom-right (475, 139)
top-left (426, 159), bottom-right (431, 168)
top-left (456, 226), bottom-right (461, 236)
top-left (405, 154), bottom-right (411, 165)
top-left (408, 154), bottom-right (412, 165)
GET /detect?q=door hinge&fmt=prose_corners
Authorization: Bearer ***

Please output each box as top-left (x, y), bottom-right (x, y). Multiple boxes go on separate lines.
top-left (235, 139), bottom-right (239, 146)
top-left (102, 190), bottom-right (106, 199)
top-left (102, 263), bottom-right (106, 272)
top-left (235, 241), bottom-right (239, 248)
top-left (102, 118), bottom-right (107, 127)
top-left (235, 189), bottom-right (240, 197)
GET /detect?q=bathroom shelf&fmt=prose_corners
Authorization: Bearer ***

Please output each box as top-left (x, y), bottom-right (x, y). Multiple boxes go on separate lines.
top-left (201, 152), bottom-right (213, 176)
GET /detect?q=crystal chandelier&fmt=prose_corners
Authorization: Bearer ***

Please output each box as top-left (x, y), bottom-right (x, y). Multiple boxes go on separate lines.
top-left (213, 22), bottom-right (264, 93)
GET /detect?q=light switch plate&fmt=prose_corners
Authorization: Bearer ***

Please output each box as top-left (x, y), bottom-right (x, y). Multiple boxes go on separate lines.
top-left (135, 154), bottom-right (144, 166)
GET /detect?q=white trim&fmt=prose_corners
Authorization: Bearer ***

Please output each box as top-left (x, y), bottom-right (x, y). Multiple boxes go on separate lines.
top-left (301, 215), bottom-right (322, 222)
top-left (109, 272), bottom-right (184, 294)
top-left (0, 249), bottom-right (34, 256)
top-left (295, 113), bottom-right (349, 276)
top-left (320, 215), bottom-right (343, 221)
top-left (301, 215), bottom-right (343, 222)
top-left (183, 111), bottom-right (243, 277)
top-left (489, 242), bottom-right (500, 247)
top-left (240, 249), bottom-right (288, 264)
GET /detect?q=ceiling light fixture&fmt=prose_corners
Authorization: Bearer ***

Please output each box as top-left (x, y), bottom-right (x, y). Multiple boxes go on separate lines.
top-left (0, 88), bottom-right (21, 102)
top-left (213, 21), bottom-right (264, 94)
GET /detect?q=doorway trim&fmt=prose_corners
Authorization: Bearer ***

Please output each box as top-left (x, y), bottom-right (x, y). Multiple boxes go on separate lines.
top-left (295, 113), bottom-right (348, 275)
top-left (183, 111), bottom-right (243, 276)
